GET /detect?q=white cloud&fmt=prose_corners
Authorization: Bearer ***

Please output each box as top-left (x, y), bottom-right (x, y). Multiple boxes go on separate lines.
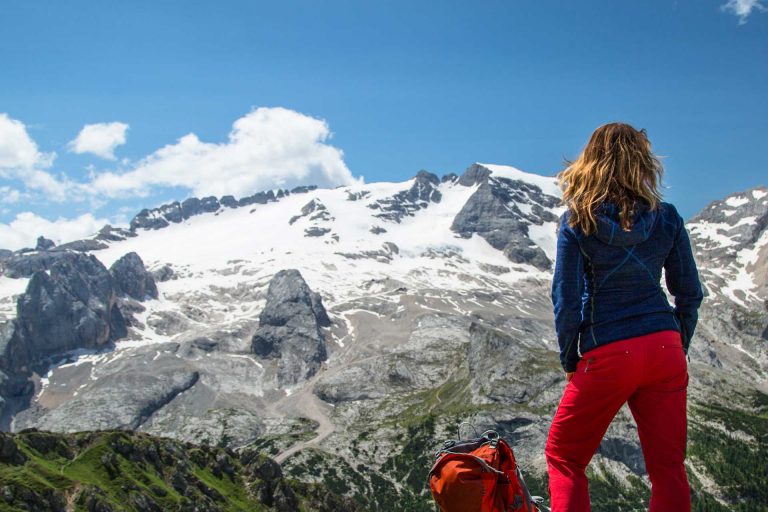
top-left (1, 108), bottom-right (358, 205)
top-left (0, 211), bottom-right (113, 251)
top-left (0, 114), bottom-right (49, 170)
top-left (69, 121), bottom-right (129, 160)
top-left (83, 107), bottom-right (361, 199)
top-left (0, 186), bottom-right (23, 204)
top-left (721, 0), bottom-right (766, 23)
top-left (0, 113), bottom-right (69, 201)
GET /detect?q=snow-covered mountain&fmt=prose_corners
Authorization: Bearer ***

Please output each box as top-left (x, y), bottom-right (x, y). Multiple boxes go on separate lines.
top-left (0, 164), bottom-right (765, 510)
top-left (688, 186), bottom-right (768, 309)
top-left (681, 186), bottom-right (768, 386)
top-left (0, 162), bottom-right (565, 446)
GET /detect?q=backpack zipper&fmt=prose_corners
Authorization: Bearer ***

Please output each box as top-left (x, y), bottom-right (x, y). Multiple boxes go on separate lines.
top-left (584, 357), bottom-right (595, 372)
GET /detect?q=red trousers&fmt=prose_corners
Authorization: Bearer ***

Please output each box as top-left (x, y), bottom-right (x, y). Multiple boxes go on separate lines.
top-left (545, 330), bottom-right (690, 511)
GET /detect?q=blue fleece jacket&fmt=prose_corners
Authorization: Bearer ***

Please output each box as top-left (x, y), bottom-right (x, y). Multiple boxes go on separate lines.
top-left (551, 201), bottom-right (704, 372)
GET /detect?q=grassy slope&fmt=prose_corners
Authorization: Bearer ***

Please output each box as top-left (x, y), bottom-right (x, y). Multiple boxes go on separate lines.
top-left (0, 430), bottom-right (360, 512)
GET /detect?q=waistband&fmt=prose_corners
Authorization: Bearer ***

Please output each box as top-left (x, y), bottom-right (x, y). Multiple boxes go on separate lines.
top-left (586, 329), bottom-right (682, 356)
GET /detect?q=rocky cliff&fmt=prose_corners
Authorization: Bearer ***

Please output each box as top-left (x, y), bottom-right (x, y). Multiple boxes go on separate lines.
top-left (0, 251), bottom-right (157, 428)
top-left (251, 269), bottom-right (330, 387)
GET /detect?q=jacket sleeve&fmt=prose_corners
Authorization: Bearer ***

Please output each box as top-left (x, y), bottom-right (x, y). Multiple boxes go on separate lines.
top-left (663, 206), bottom-right (704, 354)
top-left (551, 215), bottom-right (585, 372)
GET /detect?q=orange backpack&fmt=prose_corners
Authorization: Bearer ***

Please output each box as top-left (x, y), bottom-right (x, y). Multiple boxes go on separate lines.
top-left (428, 429), bottom-right (546, 512)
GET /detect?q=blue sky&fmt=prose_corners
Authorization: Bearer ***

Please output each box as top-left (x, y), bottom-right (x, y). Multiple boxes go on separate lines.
top-left (0, 0), bottom-right (766, 249)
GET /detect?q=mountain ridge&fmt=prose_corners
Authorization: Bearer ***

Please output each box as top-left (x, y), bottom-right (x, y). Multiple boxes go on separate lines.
top-left (0, 163), bottom-right (765, 510)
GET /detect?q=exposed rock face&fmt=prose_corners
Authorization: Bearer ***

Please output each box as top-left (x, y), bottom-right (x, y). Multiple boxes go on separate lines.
top-left (346, 190), bottom-right (370, 201)
top-left (290, 185), bottom-right (317, 194)
top-left (220, 195), bottom-right (238, 208)
top-left (9, 254), bottom-right (125, 363)
top-left (305, 227), bottom-right (331, 237)
top-left (288, 199), bottom-right (338, 240)
top-left (239, 190), bottom-right (276, 208)
top-left (441, 172), bottom-right (459, 183)
top-left (129, 196), bottom-right (220, 231)
top-left (151, 264), bottom-right (175, 282)
top-left (12, 186), bottom-right (316, 256)
top-left (0, 253), bottom-right (126, 422)
top-left (598, 435), bottom-right (647, 475)
top-left (452, 164), bottom-right (559, 270)
top-left (35, 237), bottom-right (55, 251)
top-left (457, 163), bottom-right (492, 186)
top-left (683, 185), bottom-right (768, 375)
top-left (2, 251), bottom-right (68, 278)
top-left (313, 312), bottom-right (471, 405)
top-left (251, 269), bottom-right (330, 386)
top-left (0, 251), bottom-right (165, 424)
top-left (181, 196), bottom-right (221, 218)
top-left (369, 225), bottom-right (387, 235)
top-left (310, 292), bottom-right (332, 328)
top-left (366, 170), bottom-right (443, 223)
top-left (18, 369), bottom-right (200, 431)
top-left (95, 224), bottom-right (135, 243)
top-left (290, 199), bottom-right (332, 225)
top-left (130, 187), bottom-right (318, 232)
top-left (0, 432), bottom-right (28, 465)
top-left (467, 321), bottom-right (559, 405)
top-left (691, 186), bottom-right (768, 247)
top-left (53, 239), bottom-right (108, 252)
top-left (334, 242), bottom-right (400, 263)
top-left (110, 252), bottom-right (159, 301)
top-left (687, 185), bottom-right (768, 308)
top-left (130, 207), bottom-right (171, 231)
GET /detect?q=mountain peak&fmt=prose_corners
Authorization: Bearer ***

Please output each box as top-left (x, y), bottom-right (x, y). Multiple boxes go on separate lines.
top-left (689, 185), bottom-right (768, 248)
top-left (687, 184), bottom-right (768, 308)
top-left (474, 163), bottom-right (562, 197)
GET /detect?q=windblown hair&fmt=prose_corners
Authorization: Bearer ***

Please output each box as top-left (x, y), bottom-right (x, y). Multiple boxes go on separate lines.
top-left (557, 122), bottom-right (664, 236)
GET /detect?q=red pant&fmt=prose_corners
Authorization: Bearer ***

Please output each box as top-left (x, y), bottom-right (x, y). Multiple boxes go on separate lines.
top-left (545, 330), bottom-right (690, 511)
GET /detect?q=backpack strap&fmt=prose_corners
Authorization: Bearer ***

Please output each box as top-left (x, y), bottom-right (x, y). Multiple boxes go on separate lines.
top-left (458, 421), bottom-right (479, 440)
top-left (516, 465), bottom-right (552, 511)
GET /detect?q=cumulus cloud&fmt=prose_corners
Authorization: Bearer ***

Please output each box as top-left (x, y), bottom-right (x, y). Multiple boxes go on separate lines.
top-left (0, 107), bottom-right (359, 249)
top-left (69, 121), bottom-right (129, 160)
top-left (0, 211), bottom-right (112, 251)
top-left (721, 0), bottom-right (766, 23)
top-left (0, 113), bottom-right (71, 200)
top-left (0, 114), bottom-right (50, 170)
top-left (83, 107), bottom-right (361, 199)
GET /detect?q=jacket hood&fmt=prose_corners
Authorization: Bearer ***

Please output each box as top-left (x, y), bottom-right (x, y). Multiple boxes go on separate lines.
top-left (594, 201), bottom-right (659, 246)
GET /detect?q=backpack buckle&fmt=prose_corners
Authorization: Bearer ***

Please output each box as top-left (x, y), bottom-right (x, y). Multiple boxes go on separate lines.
top-left (482, 430), bottom-right (500, 448)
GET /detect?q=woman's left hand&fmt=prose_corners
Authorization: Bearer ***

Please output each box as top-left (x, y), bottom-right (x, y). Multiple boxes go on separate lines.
top-left (565, 372), bottom-right (575, 382)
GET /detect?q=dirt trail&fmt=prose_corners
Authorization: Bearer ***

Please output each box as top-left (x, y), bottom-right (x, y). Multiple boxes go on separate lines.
top-left (273, 383), bottom-right (335, 464)
top-left (272, 308), bottom-right (399, 465)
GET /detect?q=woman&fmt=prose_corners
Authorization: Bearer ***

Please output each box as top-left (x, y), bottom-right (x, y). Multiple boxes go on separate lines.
top-left (545, 122), bottom-right (704, 511)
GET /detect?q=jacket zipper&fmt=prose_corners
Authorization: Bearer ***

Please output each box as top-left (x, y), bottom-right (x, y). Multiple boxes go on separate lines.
top-left (584, 357), bottom-right (595, 372)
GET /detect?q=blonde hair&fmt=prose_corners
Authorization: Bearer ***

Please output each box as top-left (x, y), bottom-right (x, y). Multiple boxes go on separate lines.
top-left (557, 122), bottom-right (664, 236)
